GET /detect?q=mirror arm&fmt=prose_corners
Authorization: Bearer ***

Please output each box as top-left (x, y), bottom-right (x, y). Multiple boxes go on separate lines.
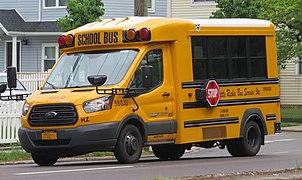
top-left (93, 86), bottom-right (141, 112)
top-left (127, 92), bottom-right (139, 112)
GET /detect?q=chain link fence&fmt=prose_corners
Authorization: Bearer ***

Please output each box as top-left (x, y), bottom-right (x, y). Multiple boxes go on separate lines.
top-left (281, 106), bottom-right (302, 123)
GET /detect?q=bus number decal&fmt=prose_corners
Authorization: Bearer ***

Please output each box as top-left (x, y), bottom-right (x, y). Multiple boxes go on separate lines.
top-left (114, 99), bottom-right (128, 106)
top-left (220, 109), bottom-right (229, 118)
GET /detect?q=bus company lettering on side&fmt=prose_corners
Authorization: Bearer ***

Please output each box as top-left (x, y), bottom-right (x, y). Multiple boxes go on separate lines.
top-left (77, 31), bottom-right (119, 46)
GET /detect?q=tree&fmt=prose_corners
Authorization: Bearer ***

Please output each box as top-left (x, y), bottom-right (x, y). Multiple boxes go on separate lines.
top-left (259, 0), bottom-right (302, 68)
top-left (134, 0), bottom-right (148, 16)
top-left (211, 0), bottom-right (302, 68)
top-left (211, 0), bottom-right (261, 19)
top-left (58, 0), bottom-right (105, 32)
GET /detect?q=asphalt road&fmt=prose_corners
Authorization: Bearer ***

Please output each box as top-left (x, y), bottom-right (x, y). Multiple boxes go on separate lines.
top-left (1, 131), bottom-right (302, 180)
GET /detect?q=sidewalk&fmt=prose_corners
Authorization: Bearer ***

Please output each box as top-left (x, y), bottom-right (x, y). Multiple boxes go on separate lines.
top-left (281, 125), bottom-right (302, 132)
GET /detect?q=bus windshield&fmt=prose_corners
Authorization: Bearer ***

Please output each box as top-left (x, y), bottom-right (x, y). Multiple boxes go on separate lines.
top-left (42, 49), bottom-right (138, 90)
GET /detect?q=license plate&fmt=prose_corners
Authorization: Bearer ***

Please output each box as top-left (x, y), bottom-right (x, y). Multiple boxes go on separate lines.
top-left (42, 131), bottom-right (57, 140)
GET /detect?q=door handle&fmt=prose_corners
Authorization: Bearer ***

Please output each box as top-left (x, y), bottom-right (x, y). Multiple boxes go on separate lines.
top-left (162, 92), bottom-right (170, 97)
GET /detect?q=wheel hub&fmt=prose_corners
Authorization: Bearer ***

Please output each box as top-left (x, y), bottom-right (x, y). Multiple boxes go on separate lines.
top-left (125, 133), bottom-right (138, 155)
top-left (247, 127), bottom-right (257, 147)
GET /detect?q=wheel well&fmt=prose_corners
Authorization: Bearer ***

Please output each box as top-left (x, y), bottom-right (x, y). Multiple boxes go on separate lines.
top-left (241, 109), bottom-right (267, 145)
top-left (122, 119), bottom-right (147, 143)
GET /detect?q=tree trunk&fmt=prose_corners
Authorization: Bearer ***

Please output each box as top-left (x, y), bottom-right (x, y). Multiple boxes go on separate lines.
top-left (134, 0), bottom-right (148, 16)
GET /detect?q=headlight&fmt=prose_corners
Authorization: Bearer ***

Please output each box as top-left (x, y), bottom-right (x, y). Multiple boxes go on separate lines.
top-left (83, 95), bottom-right (113, 113)
top-left (22, 102), bottom-right (30, 116)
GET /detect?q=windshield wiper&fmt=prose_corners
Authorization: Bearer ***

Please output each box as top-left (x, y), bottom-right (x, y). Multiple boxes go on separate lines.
top-left (68, 85), bottom-right (92, 88)
top-left (46, 81), bottom-right (57, 89)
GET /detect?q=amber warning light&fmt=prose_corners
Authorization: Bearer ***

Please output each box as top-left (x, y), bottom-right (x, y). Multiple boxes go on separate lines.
top-left (124, 27), bottom-right (151, 42)
top-left (58, 34), bottom-right (75, 48)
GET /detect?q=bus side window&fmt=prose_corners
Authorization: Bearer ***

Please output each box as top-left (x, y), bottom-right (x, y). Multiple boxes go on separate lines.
top-left (130, 50), bottom-right (163, 90)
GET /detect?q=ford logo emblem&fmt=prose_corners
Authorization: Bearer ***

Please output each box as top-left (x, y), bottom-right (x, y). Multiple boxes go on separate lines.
top-left (45, 111), bottom-right (58, 118)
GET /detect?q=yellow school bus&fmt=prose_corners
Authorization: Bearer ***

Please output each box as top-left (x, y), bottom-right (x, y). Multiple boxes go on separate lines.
top-left (18, 17), bottom-right (281, 166)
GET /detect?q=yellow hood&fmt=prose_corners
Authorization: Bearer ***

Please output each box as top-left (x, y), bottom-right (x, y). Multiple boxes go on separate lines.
top-left (26, 88), bottom-right (108, 106)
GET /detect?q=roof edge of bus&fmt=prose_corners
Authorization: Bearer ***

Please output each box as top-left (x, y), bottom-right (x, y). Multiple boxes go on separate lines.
top-left (61, 17), bottom-right (274, 35)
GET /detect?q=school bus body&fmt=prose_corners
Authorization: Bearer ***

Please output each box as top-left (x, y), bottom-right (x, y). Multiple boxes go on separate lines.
top-left (18, 17), bottom-right (280, 165)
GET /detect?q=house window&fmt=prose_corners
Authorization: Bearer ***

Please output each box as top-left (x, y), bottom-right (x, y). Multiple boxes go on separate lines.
top-left (44, 0), bottom-right (67, 8)
top-left (194, 0), bottom-right (214, 1)
top-left (42, 44), bottom-right (59, 72)
top-left (192, 0), bottom-right (215, 5)
top-left (148, 0), bottom-right (155, 12)
top-left (298, 57), bottom-right (302, 74)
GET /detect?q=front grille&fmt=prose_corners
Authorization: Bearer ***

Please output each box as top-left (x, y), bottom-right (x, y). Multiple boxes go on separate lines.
top-left (28, 104), bottom-right (78, 126)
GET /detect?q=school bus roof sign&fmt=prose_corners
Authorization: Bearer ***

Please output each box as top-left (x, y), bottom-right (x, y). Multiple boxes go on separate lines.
top-left (75, 30), bottom-right (122, 48)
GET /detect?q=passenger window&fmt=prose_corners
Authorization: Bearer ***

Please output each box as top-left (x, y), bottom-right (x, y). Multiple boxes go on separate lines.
top-left (130, 50), bottom-right (163, 90)
top-left (191, 36), bottom-right (267, 81)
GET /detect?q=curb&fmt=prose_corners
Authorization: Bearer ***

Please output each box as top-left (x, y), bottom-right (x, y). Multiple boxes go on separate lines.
top-left (0, 154), bottom-right (155, 166)
top-left (0, 156), bottom-right (116, 166)
top-left (281, 129), bottom-right (302, 133)
top-left (281, 125), bottom-right (302, 133)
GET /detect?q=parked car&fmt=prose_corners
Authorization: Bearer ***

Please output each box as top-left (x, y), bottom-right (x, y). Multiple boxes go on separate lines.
top-left (0, 72), bottom-right (30, 101)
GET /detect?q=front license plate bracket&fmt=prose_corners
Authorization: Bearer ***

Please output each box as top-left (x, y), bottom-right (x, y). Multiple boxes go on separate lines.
top-left (41, 131), bottom-right (57, 140)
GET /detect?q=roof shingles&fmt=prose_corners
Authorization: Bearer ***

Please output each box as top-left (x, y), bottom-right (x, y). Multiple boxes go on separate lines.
top-left (0, 9), bottom-right (62, 33)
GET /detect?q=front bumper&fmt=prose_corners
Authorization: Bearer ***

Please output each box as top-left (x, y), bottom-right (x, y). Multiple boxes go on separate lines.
top-left (18, 122), bottom-right (119, 157)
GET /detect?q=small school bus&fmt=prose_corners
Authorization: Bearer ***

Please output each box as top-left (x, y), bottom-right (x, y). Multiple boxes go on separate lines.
top-left (16, 17), bottom-right (281, 166)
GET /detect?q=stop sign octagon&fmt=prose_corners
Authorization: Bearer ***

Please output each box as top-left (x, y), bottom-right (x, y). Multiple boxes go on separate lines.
top-left (206, 80), bottom-right (220, 107)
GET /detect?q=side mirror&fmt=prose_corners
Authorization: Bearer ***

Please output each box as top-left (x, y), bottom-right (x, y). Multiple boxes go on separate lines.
top-left (0, 83), bottom-right (7, 93)
top-left (7, 66), bottom-right (17, 89)
top-left (88, 75), bottom-right (107, 86)
top-left (141, 65), bottom-right (153, 88)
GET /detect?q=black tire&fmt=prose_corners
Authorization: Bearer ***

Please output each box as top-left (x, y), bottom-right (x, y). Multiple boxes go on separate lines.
top-left (240, 121), bottom-right (262, 156)
top-left (227, 139), bottom-right (243, 157)
top-left (152, 144), bottom-right (185, 160)
top-left (227, 121), bottom-right (262, 157)
top-left (152, 145), bottom-right (169, 160)
top-left (31, 154), bottom-right (58, 166)
top-left (114, 125), bottom-right (143, 163)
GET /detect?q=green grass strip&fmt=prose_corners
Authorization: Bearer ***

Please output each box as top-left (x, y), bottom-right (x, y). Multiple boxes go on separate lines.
top-left (282, 122), bottom-right (301, 128)
top-left (0, 150), bottom-right (31, 162)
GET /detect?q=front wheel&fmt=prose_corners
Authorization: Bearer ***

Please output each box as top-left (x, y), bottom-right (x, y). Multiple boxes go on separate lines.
top-left (114, 125), bottom-right (143, 163)
top-left (31, 154), bottom-right (58, 166)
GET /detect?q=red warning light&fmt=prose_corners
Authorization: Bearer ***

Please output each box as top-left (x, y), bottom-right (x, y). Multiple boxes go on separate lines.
top-left (138, 28), bottom-right (150, 40)
top-left (58, 35), bottom-right (66, 47)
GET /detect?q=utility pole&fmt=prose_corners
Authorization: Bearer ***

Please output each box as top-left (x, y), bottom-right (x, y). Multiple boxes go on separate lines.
top-left (134, 0), bottom-right (148, 16)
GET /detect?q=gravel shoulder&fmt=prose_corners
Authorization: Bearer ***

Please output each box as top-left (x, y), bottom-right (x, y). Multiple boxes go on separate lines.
top-left (182, 168), bottom-right (302, 180)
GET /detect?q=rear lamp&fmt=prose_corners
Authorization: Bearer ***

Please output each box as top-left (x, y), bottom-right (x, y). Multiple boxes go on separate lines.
top-left (138, 28), bottom-right (150, 40)
top-left (125, 29), bottom-right (136, 41)
top-left (65, 34), bottom-right (74, 46)
top-left (58, 35), bottom-right (66, 46)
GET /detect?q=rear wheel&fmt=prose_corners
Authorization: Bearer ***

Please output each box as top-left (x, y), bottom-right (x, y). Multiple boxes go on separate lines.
top-left (241, 121), bottom-right (262, 156)
top-left (114, 125), bottom-right (143, 163)
top-left (31, 154), bottom-right (58, 166)
top-left (152, 144), bottom-right (185, 160)
top-left (227, 121), bottom-right (262, 157)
